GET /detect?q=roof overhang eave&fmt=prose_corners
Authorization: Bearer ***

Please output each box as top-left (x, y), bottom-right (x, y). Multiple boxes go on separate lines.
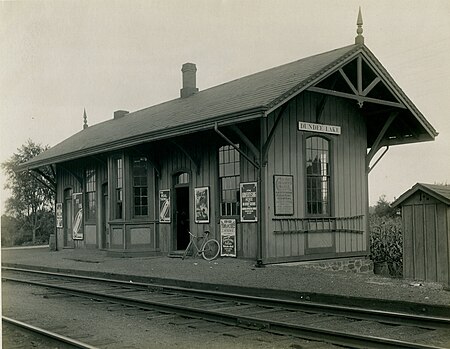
top-left (392, 183), bottom-right (450, 208)
top-left (264, 47), bottom-right (363, 116)
top-left (19, 107), bottom-right (267, 171)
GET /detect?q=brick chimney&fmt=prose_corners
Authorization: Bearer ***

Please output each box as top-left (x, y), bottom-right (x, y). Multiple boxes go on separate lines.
top-left (114, 110), bottom-right (129, 120)
top-left (180, 63), bottom-right (198, 98)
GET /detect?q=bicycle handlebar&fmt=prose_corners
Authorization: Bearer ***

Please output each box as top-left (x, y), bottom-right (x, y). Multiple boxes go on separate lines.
top-left (187, 230), bottom-right (210, 237)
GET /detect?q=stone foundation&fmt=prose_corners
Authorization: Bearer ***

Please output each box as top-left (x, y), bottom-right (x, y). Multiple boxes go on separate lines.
top-left (296, 257), bottom-right (373, 273)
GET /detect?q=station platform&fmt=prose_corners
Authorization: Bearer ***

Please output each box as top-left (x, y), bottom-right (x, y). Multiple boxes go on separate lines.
top-left (2, 246), bottom-right (449, 312)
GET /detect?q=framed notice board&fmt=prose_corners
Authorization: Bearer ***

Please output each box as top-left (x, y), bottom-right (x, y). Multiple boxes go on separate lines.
top-left (240, 182), bottom-right (257, 222)
top-left (159, 189), bottom-right (171, 223)
top-left (72, 193), bottom-right (83, 240)
top-left (220, 218), bottom-right (236, 257)
top-left (194, 186), bottom-right (210, 223)
top-left (274, 175), bottom-right (294, 215)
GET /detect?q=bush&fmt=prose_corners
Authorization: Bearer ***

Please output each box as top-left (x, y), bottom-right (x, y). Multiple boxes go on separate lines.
top-left (370, 214), bottom-right (403, 277)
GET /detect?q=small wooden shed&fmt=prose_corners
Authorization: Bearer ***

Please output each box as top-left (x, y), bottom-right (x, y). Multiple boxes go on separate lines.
top-left (392, 183), bottom-right (450, 286)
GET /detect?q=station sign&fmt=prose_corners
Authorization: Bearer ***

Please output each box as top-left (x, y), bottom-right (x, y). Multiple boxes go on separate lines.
top-left (298, 121), bottom-right (341, 135)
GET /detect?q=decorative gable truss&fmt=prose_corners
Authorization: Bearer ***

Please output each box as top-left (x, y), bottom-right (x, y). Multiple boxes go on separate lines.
top-left (308, 55), bottom-right (405, 110)
top-left (302, 49), bottom-right (436, 173)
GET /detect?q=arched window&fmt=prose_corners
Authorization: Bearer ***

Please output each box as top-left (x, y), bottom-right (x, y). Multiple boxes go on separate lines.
top-left (176, 172), bottom-right (189, 185)
top-left (306, 136), bottom-right (330, 215)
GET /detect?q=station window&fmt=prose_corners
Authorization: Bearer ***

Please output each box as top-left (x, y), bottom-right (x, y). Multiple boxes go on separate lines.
top-left (133, 157), bottom-right (148, 216)
top-left (306, 136), bottom-right (330, 216)
top-left (177, 172), bottom-right (189, 185)
top-left (114, 158), bottom-right (123, 219)
top-left (219, 144), bottom-right (240, 216)
top-left (85, 168), bottom-right (96, 221)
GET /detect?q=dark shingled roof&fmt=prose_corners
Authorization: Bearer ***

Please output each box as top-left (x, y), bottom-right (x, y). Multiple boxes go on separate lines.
top-left (392, 183), bottom-right (450, 207)
top-left (21, 43), bottom-right (437, 170)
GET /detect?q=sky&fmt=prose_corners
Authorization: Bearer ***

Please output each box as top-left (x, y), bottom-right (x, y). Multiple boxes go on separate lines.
top-left (1, 0), bottom-right (449, 212)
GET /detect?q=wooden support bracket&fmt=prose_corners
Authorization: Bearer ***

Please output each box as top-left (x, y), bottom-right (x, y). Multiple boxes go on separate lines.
top-left (229, 125), bottom-right (260, 159)
top-left (214, 123), bottom-right (260, 169)
top-left (170, 140), bottom-right (200, 174)
top-left (33, 168), bottom-right (56, 188)
top-left (59, 164), bottom-right (83, 185)
top-left (30, 170), bottom-right (56, 193)
top-left (262, 103), bottom-right (289, 165)
top-left (366, 111), bottom-right (398, 170)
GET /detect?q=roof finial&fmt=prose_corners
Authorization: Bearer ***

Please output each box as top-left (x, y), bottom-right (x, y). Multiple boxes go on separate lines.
top-left (355, 7), bottom-right (364, 45)
top-left (83, 108), bottom-right (88, 129)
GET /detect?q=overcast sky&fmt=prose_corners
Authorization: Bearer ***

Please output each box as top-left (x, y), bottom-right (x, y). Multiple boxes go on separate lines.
top-left (1, 0), bottom-right (449, 212)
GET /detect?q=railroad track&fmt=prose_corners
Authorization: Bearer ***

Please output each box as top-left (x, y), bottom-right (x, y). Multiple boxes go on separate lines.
top-left (2, 316), bottom-right (99, 349)
top-left (2, 266), bottom-right (450, 349)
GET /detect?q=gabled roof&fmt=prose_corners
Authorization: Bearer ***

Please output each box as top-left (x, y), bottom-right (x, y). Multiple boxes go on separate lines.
top-left (392, 183), bottom-right (450, 207)
top-left (21, 43), bottom-right (437, 170)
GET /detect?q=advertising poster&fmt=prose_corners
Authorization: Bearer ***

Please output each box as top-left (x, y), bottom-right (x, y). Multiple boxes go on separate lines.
top-left (240, 182), bottom-right (257, 222)
top-left (72, 193), bottom-right (84, 240)
top-left (274, 175), bottom-right (294, 215)
top-left (56, 203), bottom-right (63, 228)
top-left (220, 219), bottom-right (236, 257)
top-left (194, 187), bottom-right (210, 223)
top-left (159, 189), bottom-right (171, 223)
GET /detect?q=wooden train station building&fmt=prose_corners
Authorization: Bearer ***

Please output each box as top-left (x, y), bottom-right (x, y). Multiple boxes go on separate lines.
top-left (21, 14), bottom-right (437, 265)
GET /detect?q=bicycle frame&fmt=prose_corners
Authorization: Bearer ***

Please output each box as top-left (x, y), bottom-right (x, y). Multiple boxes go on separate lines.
top-left (183, 231), bottom-right (206, 258)
top-left (182, 230), bottom-right (220, 260)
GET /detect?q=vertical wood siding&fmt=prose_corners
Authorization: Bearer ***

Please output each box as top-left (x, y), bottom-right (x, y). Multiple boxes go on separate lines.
top-left (155, 131), bottom-right (257, 257)
top-left (402, 192), bottom-right (449, 285)
top-left (264, 91), bottom-right (368, 261)
top-left (56, 161), bottom-right (83, 249)
top-left (56, 159), bottom-right (107, 249)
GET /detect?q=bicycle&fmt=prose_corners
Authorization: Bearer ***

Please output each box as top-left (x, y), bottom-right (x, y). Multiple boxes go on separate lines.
top-left (182, 230), bottom-right (220, 261)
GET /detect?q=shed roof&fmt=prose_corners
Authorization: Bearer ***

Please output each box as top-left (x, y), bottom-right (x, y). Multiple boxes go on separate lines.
top-left (20, 43), bottom-right (437, 170)
top-left (392, 183), bottom-right (450, 207)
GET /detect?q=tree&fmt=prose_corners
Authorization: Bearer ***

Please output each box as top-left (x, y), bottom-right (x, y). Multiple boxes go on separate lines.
top-left (2, 140), bottom-right (55, 244)
top-left (1, 214), bottom-right (19, 246)
top-left (372, 194), bottom-right (398, 218)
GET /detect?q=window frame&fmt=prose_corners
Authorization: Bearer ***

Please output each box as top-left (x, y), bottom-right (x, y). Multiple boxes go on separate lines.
top-left (113, 156), bottom-right (124, 220)
top-left (218, 144), bottom-right (241, 218)
top-left (132, 156), bottom-right (149, 218)
top-left (84, 167), bottom-right (97, 223)
top-left (304, 134), bottom-right (333, 217)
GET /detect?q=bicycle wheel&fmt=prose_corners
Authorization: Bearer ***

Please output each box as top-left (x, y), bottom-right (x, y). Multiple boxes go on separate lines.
top-left (202, 239), bottom-right (220, 261)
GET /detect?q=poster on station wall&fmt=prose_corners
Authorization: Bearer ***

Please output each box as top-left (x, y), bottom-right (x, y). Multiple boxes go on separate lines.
top-left (72, 193), bottom-right (84, 240)
top-left (159, 189), bottom-right (171, 223)
top-left (274, 175), bottom-right (294, 215)
top-left (194, 186), bottom-right (210, 223)
top-left (56, 203), bottom-right (63, 228)
top-left (240, 182), bottom-right (257, 222)
top-left (220, 219), bottom-right (236, 257)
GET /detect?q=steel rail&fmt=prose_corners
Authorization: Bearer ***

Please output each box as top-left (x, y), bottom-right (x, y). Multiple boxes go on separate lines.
top-left (3, 266), bottom-right (450, 329)
top-left (2, 316), bottom-right (99, 349)
top-left (3, 271), bottom-right (448, 349)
